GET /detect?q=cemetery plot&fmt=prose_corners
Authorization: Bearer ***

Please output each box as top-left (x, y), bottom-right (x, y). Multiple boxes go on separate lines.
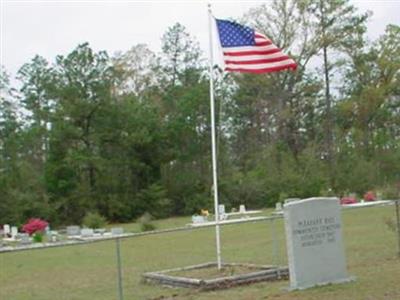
top-left (0, 225), bottom-right (127, 253)
top-left (143, 262), bottom-right (288, 290)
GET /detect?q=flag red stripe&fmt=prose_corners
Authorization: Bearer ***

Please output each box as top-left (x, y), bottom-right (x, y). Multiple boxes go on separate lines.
top-left (217, 23), bottom-right (297, 73)
top-left (255, 41), bottom-right (272, 46)
top-left (223, 48), bottom-right (281, 56)
top-left (225, 56), bottom-right (290, 65)
top-left (225, 63), bottom-right (297, 73)
top-left (255, 33), bottom-right (268, 39)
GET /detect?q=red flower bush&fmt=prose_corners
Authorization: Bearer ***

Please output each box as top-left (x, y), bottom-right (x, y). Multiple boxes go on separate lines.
top-left (22, 218), bottom-right (48, 236)
top-left (340, 196), bottom-right (357, 205)
top-left (363, 191), bottom-right (376, 202)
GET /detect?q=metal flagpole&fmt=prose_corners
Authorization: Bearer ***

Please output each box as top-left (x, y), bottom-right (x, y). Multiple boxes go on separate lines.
top-left (207, 3), bottom-right (222, 270)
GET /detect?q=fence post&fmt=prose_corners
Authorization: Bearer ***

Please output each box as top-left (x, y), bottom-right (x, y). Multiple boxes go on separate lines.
top-left (395, 200), bottom-right (400, 258)
top-left (270, 218), bottom-right (280, 278)
top-left (116, 238), bottom-right (124, 300)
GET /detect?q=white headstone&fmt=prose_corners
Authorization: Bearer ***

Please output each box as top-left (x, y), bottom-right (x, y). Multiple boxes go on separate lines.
top-left (192, 215), bottom-right (206, 224)
top-left (275, 202), bottom-right (282, 211)
top-left (111, 227), bottom-right (124, 235)
top-left (19, 233), bottom-right (31, 245)
top-left (218, 205), bottom-right (227, 220)
top-left (80, 228), bottom-right (94, 237)
top-left (3, 224), bottom-right (10, 235)
top-left (239, 204), bottom-right (246, 213)
top-left (67, 226), bottom-right (80, 236)
top-left (218, 204), bottom-right (225, 215)
top-left (284, 197), bottom-right (352, 290)
top-left (11, 226), bottom-right (18, 238)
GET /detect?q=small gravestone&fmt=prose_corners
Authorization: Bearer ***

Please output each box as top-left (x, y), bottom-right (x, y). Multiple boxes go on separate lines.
top-left (218, 204), bottom-right (226, 220)
top-left (66, 226), bottom-right (80, 236)
top-left (192, 215), bottom-right (206, 224)
top-left (275, 202), bottom-right (282, 211)
top-left (11, 226), bottom-right (18, 239)
top-left (218, 204), bottom-right (225, 215)
top-left (19, 233), bottom-right (31, 245)
top-left (284, 197), bottom-right (353, 290)
top-left (111, 227), bottom-right (124, 235)
top-left (3, 224), bottom-right (10, 236)
top-left (80, 228), bottom-right (94, 237)
top-left (239, 204), bottom-right (246, 213)
top-left (48, 231), bottom-right (59, 242)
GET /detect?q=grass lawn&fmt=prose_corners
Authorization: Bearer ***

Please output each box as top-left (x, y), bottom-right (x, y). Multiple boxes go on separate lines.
top-left (0, 206), bottom-right (399, 300)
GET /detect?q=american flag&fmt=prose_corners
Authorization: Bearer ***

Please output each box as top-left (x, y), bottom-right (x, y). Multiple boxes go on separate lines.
top-left (215, 19), bottom-right (297, 74)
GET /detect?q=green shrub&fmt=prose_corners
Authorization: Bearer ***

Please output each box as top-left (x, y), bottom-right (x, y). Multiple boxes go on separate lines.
top-left (141, 222), bottom-right (156, 232)
top-left (183, 194), bottom-right (212, 215)
top-left (138, 212), bottom-right (156, 232)
top-left (82, 212), bottom-right (107, 229)
top-left (33, 232), bottom-right (43, 243)
top-left (136, 184), bottom-right (172, 219)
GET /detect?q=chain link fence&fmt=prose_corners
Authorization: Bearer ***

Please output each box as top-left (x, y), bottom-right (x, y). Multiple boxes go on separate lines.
top-left (1, 202), bottom-right (399, 300)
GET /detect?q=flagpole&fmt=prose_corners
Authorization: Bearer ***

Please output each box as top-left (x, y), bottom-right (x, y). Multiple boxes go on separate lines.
top-left (207, 3), bottom-right (222, 270)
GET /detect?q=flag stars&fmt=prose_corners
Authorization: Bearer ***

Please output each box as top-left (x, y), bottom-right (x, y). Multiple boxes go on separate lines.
top-left (216, 19), bottom-right (255, 47)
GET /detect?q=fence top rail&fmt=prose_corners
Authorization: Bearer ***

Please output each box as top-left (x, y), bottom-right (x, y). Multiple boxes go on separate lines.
top-left (3, 200), bottom-right (398, 254)
top-left (0, 215), bottom-right (282, 254)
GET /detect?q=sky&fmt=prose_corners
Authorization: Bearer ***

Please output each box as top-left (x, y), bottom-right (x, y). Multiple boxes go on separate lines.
top-left (1, 0), bottom-right (400, 80)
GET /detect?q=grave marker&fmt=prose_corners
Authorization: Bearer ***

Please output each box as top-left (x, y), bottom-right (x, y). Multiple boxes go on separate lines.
top-left (111, 228), bottom-right (124, 235)
top-left (11, 226), bottom-right (18, 239)
top-left (3, 224), bottom-right (10, 236)
top-left (66, 226), bottom-right (80, 236)
top-left (81, 228), bottom-right (94, 237)
top-left (19, 233), bottom-right (31, 245)
top-left (284, 197), bottom-right (353, 290)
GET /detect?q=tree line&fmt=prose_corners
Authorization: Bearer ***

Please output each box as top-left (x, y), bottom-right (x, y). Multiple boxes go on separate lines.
top-left (1, 0), bottom-right (399, 226)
